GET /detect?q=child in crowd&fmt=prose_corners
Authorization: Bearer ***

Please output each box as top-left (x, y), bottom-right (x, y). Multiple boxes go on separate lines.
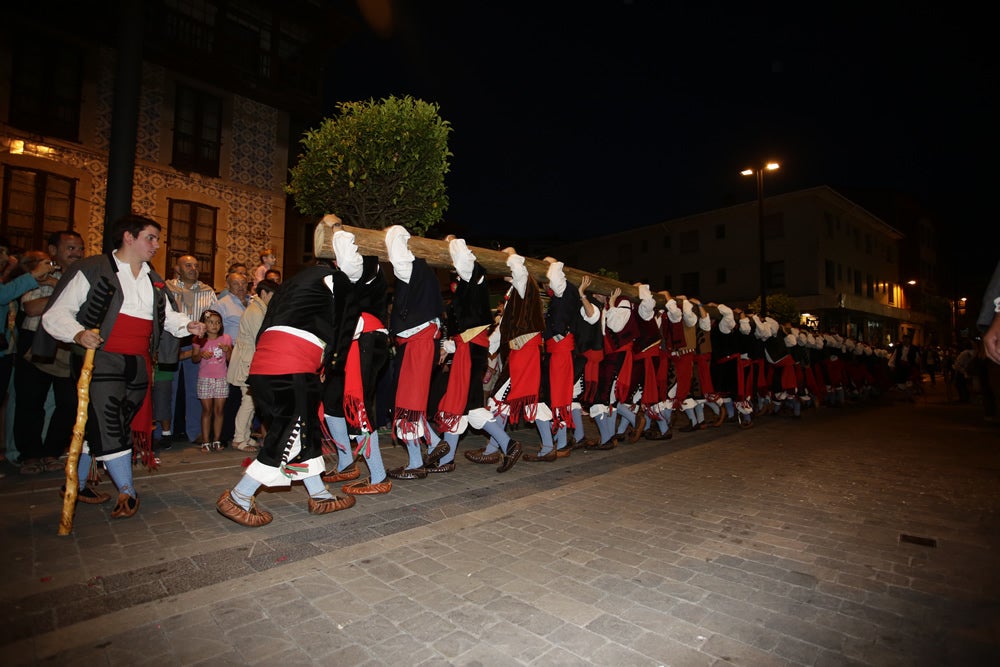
top-left (192, 309), bottom-right (232, 451)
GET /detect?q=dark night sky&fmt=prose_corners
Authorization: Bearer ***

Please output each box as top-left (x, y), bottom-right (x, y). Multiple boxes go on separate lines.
top-left (323, 1), bottom-right (998, 292)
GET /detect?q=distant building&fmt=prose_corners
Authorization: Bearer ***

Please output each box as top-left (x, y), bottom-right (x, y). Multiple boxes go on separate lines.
top-left (549, 186), bottom-right (937, 346)
top-left (1, 1), bottom-right (348, 286)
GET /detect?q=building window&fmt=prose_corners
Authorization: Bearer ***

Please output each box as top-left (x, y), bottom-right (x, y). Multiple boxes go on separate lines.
top-left (825, 259), bottom-right (835, 289)
top-left (866, 274), bottom-right (874, 298)
top-left (824, 211), bottom-right (834, 237)
top-left (167, 199), bottom-right (217, 282)
top-left (837, 263), bottom-right (843, 281)
top-left (662, 273), bottom-right (672, 291)
top-left (716, 267), bottom-right (727, 285)
top-left (680, 271), bottom-right (699, 296)
top-left (888, 284), bottom-right (895, 305)
top-left (865, 233), bottom-right (873, 254)
top-left (662, 235), bottom-right (671, 249)
top-left (854, 269), bottom-right (862, 295)
top-left (640, 239), bottom-right (649, 253)
top-left (679, 230), bottom-right (699, 254)
top-left (715, 224), bottom-right (726, 240)
top-left (1, 166), bottom-right (76, 250)
top-left (172, 84), bottom-right (222, 175)
top-left (762, 212), bottom-right (784, 240)
top-left (765, 260), bottom-right (785, 289)
top-left (9, 35), bottom-right (83, 141)
top-left (854, 227), bottom-right (861, 250)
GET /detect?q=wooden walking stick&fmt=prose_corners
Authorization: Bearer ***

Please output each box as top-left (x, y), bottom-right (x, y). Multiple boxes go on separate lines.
top-left (59, 281), bottom-right (115, 535)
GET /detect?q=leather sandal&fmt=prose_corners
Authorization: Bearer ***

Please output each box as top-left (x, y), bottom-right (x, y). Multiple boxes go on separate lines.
top-left (629, 413), bottom-right (647, 442)
top-left (386, 466), bottom-right (428, 480)
top-left (60, 484), bottom-right (111, 504)
top-left (216, 490), bottom-right (273, 527)
top-left (110, 493), bottom-right (140, 519)
top-left (496, 441), bottom-right (522, 473)
top-left (423, 442), bottom-right (449, 468)
top-left (425, 461), bottom-right (456, 473)
top-left (307, 494), bottom-right (357, 514)
top-left (555, 448), bottom-right (571, 458)
top-left (342, 479), bottom-right (392, 495)
top-left (523, 449), bottom-right (556, 462)
top-left (464, 448), bottom-right (501, 464)
top-left (321, 465), bottom-right (361, 483)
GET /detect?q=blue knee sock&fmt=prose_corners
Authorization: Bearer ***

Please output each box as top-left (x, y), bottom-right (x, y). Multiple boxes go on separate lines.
top-left (571, 407), bottom-right (585, 442)
top-left (77, 452), bottom-right (93, 490)
top-left (324, 415), bottom-right (353, 470)
top-left (303, 474), bottom-right (333, 499)
top-left (104, 454), bottom-right (134, 497)
top-left (595, 412), bottom-right (612, 443)
top-left (555, 426), bottom-right (567, 450)
top-left (360, 433), bottom-right (387, 482)
top-left (231, 474), bottom-right (262, 510)
top-left (616, 405), bottom-right (635, 433)
top-left (404, 439), bottom-right (423, 469)
top-left (535, 419), bottom-right (554, 454)
top-left (441, 432), bottom-right (459, 464)
top-left (481, 418), bottom-right (510, 452)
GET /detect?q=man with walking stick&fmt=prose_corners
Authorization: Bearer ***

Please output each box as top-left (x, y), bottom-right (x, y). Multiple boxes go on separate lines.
top-left (36, 215), bottom-right (204, 530)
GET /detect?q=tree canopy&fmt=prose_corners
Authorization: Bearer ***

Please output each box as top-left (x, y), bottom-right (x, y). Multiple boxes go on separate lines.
top-left (286, 95), bottom-right (452, 235)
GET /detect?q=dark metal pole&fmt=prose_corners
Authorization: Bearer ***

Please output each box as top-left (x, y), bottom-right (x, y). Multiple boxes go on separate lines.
top-left (757, 168), bottom-right (767, 317)
top-left (103, 0), bottom-right (144, 253)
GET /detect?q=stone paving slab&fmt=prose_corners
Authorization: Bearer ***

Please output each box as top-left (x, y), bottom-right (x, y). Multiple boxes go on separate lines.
top-left (2, 387), bottom-right (1000, 665)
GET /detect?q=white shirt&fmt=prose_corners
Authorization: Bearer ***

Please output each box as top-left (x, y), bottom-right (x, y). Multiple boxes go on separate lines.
top-left (43, 253), bottom-right (191, 344)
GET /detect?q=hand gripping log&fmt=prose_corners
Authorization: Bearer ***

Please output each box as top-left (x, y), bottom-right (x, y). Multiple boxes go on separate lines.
top-left (333, 225), bottom-right (668, 307)
top-left (59, 279), bottom-right (116, 535)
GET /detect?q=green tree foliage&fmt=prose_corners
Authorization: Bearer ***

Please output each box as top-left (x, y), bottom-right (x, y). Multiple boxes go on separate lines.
top-left (596, 268), bottom-right (620, 281)
top-left (286, 95), bottom-right (452, 235)
top-left (748, 293), bottom-right (800, 325)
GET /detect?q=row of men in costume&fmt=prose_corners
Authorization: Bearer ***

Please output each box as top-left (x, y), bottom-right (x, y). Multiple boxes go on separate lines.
top-left (41, 213), bottom-right (889, 529)
top-left (216, 218), bottom-right (895, 528)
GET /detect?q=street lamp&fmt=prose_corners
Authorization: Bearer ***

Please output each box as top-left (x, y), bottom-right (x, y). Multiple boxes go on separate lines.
top-left (741, 162), bottom-right (780, 317)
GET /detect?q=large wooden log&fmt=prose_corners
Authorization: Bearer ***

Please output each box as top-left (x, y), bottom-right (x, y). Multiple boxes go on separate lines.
top-left (341, 225), bottom-right (667, 306)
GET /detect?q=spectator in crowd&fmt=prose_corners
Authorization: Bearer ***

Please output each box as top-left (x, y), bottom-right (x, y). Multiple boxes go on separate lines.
top-left (214, 271), bottom-right (249, 446)
top-left (14, 230), bottom-right (85, 474)
top-left (252, 247), bottom-right (276, 291)
top-left (0, 239), bottom-right (58, 476)
top-left (166, 254), bottom-right (218, 443)
top-left (227, 279), bottom-right (278, 451)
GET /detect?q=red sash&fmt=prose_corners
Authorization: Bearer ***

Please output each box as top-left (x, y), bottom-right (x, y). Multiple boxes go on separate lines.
top-left (609, 342), bottom-right (634, 404)
top-left (252, 329), bottom-right (323, 375)
top-left (505, 334), bottom-right (541, 423)
top-left (103, 314), bottom-right (155, 469)
top-left (436, 328), bottom-right (489, 431)
top-left (772, 356), bottom-right (797, 391)
top-left (634, 345), bottom-right (660, 406)
top-left (393, 324), bottom-right (438, 440)
top-left (582, 349), bottom-right (603, 404)
top-left (344, 313), bottom-right (384, 432)
top-left (546, 334), bottom-right (576, 431)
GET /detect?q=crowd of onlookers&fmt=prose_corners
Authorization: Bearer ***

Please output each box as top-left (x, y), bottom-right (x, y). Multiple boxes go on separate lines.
top-left (0, 237), bottom-right (281, 478)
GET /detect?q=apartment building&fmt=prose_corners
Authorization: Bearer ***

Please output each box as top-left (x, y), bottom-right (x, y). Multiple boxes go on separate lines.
top-left (1, 1), bottom-right (344, 286)
top-left (550, 186), bottom-right (937, 346)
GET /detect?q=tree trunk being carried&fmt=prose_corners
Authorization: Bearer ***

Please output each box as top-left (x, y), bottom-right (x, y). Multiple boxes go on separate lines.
top-left (340, 225), bottom-right (668, 306)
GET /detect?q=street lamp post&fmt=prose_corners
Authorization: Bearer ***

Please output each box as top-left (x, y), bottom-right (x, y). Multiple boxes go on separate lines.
top-left (741, 162), bottom-right (780, 317)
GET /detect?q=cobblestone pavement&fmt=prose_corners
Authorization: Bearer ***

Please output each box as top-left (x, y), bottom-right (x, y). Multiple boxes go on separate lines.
top-left (1, 382), bottom-right (999, 666)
